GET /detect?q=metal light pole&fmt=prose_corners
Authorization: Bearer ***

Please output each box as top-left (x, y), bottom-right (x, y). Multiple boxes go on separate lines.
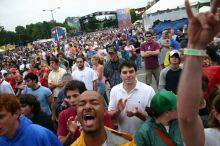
top-left (43, 7), bottom-right (60, 22)
top-left (43, 7), bottom-right (60, 41)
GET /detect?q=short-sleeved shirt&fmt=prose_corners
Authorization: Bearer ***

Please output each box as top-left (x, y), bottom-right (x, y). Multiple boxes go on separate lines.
top-left (22, 85), bottom-right (52, 115)
top-left (205, 128), bottom-right (220, 146)
top-left (108, 81), bottom-right (155, 135)
top-left (48, 67), bottom-right (67, 97)
top-left (71, 67), bottom-right (98, 90)
top-left (140, 41), bottom-right (160, 69)
top-left (0, 80), bottom-right (15, 94)
top-left (57, 107), bottom-right (80, 142)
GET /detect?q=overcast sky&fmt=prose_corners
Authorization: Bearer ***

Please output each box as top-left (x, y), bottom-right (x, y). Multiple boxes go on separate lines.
top-left (0, 0), bottom-right (149, 31)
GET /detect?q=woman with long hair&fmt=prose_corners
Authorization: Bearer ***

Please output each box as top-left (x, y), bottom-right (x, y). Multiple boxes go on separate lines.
top-left (91, 55), bottom-right (108, 107)
top-left (19, 94), bottom-right (55, 133)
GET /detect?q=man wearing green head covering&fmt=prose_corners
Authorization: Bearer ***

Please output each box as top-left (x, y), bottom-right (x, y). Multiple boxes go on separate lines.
top-left (134, 89), bottom-right (184, 146)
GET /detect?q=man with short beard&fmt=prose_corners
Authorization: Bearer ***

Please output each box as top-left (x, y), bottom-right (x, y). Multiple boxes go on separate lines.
top-left (71, 56), bottom-right (98, 91)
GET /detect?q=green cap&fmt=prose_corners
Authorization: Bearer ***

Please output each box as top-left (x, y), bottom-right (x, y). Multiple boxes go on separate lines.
top-left (150, 89), bottom-right (177, 113)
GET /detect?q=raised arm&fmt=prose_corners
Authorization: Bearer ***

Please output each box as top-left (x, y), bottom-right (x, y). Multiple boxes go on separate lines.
top-left (177, 0), bottom-right (220, 146)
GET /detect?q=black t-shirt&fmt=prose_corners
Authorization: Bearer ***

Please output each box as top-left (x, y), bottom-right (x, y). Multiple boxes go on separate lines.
top-left (67, 58), bottom-right (74, 68)
top-left (31, 112), bottom-right (55, 133)
top-left (165, 68), bottom-right (182, 94)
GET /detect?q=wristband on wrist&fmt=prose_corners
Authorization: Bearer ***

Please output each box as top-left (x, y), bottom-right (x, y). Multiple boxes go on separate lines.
top-left (184, 48), bottom-right (207, 56)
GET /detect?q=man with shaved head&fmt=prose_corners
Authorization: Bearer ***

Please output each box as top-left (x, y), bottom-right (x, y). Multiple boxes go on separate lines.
top-left (71, 91), bottom-right (135, 146)
top-left (58, 82), bottom-right (112, 146)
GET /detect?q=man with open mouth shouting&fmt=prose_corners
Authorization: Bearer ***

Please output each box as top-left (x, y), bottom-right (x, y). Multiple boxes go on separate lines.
top-left (71, 91), bottom-right (135, 146)
top-left (58, 81), bottom-right (113, 146)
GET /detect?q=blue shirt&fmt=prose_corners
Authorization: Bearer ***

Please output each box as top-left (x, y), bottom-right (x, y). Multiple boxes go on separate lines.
top-left (170, 38), bottom-right (180, 50)
top-left (22, 85), bottom-right (52, 115)
top-left (0, 116), bottom-right (62, 146)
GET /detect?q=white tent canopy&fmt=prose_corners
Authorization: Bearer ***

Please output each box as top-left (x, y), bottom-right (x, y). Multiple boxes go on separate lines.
top-left (146, 0), bottom-right (210, 15)
top-left (143, 0), bottom-right (210, 29)
top-left (199, 6), bottom-right (211, 12)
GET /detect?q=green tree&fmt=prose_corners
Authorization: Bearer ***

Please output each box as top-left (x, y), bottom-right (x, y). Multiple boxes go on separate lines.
top-left (130, 9), bottom-right (142, 23)
top-left (85, 16), bottom-right (100, 32)
top-left (103, 17), bottom-right (118, 28)
top-left (15, 25), bottom-right (29, 43)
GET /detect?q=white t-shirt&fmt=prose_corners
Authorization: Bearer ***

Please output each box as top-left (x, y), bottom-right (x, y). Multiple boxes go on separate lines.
top-left (108, 81), bottom-right (155, 135)
top-left (19, 64), bottom-right (30, 71)
top-left (205, 128), bottom-right (220, 146)
top-left (0, 80), bottom-right (15, 94)
top-left (41, 51), bottom-right (46, 60)
top-left (72, 67), bottom-right (98, 90)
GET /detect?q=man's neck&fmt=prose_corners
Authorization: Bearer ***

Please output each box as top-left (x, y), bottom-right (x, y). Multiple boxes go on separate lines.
top-left (146, 40), bottom-right (153, 44)
top-left (170, 64), bottom-right (179, 70)
top-left (84, 127), bottom-right (107, 146)
top-left (78, 66), bottom-right (85, 71)
top-left (53, 68), bottom-right (59, 72)
top-left (123, 80), bottom-right (137, 93)
top-left (155, 116), bottom-right (170, 126)
top-left (32, 83), bottom-right (39, 90)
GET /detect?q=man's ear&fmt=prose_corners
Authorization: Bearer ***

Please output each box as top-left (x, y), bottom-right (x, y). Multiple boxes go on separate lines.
top-left (13, 109), bottom-right (21, 119)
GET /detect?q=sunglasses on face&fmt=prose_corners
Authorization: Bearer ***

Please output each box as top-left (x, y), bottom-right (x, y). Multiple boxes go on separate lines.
top-left (76, 61), bottom-right (83, 64)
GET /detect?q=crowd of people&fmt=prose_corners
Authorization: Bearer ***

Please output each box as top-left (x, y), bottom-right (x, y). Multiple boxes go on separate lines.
top-left (0, 0), bottom-right (220, 145)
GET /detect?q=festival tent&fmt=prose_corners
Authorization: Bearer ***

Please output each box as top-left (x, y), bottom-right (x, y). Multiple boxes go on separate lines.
top-left (143, 0), bottom-right (210, 29)
top-left (199, 6), bottom-right (211, 12)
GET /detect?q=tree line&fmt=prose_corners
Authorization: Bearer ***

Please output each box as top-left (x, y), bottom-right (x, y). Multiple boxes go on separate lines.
top-left (0, 9), bottom-right (142, 46)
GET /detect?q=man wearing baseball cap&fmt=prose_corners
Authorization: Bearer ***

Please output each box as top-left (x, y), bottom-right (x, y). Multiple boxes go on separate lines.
top-left (135, 89), bottom-right (183, 146)
top-left (159, 50), bottom-right (182, 94)
top-left (104, 45), bottom-right (124, 91)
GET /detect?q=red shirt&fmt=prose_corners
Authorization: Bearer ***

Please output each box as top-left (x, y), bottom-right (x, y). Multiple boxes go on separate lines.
top-left (140, 41), bottom-right (160, 69)
top-left (8, 77), bottom-right (16, 89)
top-left (40, 78), bottom-right (48, 87)
top-left (202, 66), bottom-right (220, 100)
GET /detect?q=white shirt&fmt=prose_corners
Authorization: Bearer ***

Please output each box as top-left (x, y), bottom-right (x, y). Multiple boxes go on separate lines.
top-left (19, 64), bottom-right (30, 71)
top-left (205, 128), bottom-right (220, 146)
top-left (72, 67), bottom-right (98, 90)
top-left (0, 80), bottom-right (15, 94)
top-left (108, 81), bottom-right (155, 135)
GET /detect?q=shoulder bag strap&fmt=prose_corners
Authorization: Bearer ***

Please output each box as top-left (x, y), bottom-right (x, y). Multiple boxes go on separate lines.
top-left (153, 128), bottom-right (174, 146)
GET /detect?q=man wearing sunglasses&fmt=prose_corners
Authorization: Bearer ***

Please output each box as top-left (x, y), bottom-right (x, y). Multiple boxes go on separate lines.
top-left (140, 31), bottom-right (160, 88)
top-left (71, 56), bottom-right (98, 91)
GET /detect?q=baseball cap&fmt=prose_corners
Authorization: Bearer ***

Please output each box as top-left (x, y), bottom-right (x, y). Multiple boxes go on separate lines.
top-left (150, 89), bottom-right (177, 113)
top-left (170, 50), bottom-right (180, 57)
